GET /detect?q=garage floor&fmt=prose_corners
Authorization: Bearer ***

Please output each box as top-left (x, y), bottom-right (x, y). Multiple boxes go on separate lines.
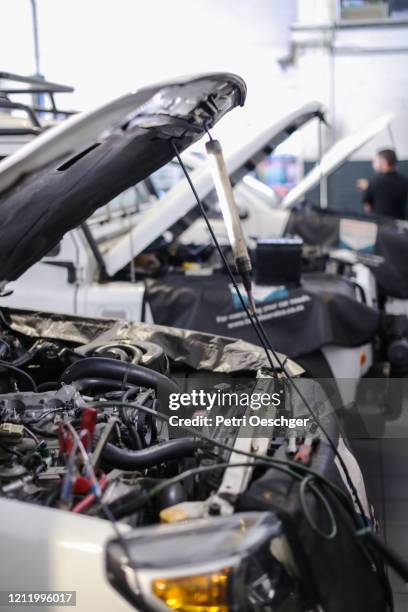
top-left (351, 407), bottom-right (408, 612)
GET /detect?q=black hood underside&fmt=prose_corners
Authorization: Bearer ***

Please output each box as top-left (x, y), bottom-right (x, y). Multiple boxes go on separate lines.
top-left (0, 73), bottom-right (246, 282)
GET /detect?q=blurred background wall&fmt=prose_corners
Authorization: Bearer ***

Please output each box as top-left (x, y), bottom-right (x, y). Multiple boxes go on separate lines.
top-left (0, 0), bottom-right (297, 114)
top-left (1, 0), bottom-right (408, 210)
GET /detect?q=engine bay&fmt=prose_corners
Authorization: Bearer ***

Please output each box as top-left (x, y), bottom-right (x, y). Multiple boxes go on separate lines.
top-left (0, 322), bottom-right (273, 526)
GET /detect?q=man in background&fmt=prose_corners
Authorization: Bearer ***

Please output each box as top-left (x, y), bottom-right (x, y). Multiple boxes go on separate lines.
top-left (357, 149), bottom-right (408, 219)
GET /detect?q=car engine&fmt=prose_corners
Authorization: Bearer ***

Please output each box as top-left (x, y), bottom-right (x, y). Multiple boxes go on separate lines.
top-left (0, 329), bottom-right (263, 525)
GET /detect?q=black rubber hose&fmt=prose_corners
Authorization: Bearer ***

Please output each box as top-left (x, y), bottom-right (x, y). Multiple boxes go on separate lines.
top-left (60, 357), bottom-right (178, 405)
top-left (108, 479), bottom-right (187, 520)
top-left (102, 437), bottom-right (198, 470)
top-left (71, 378), bottom-right (135, 392)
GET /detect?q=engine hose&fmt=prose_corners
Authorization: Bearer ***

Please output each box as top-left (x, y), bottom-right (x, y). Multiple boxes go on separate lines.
top-left (60, 357), bottom-right (178, 406)
top-left (108, 479), bottom-right (187, 520)
top-left (102, 437), bottom-right (198, 470)
top-left (71, 378), bottom-right (136, 392)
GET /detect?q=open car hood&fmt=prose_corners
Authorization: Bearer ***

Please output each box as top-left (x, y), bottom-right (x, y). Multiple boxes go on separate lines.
top-left (0, 73), bottom-right (246, 283)
top-left (281, 113), bottom-right (394, 208)
top-left (103, 101), bottom-right (324, 276)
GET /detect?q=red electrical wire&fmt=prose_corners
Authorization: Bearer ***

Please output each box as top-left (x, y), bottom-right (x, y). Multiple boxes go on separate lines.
top-left (71, 473), bottom-right (108, 514)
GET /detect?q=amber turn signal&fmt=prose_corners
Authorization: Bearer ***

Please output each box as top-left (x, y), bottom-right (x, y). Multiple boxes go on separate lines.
top-left (152, 568), bottom-right (231, 611)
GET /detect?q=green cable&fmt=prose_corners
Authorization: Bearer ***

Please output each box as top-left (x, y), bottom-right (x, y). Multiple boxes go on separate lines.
top-left (299, 475), bottom-right (337, 540)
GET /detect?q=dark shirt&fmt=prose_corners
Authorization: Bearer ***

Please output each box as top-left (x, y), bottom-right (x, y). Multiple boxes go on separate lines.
top-left (362, 171), bottom-right (408, 219)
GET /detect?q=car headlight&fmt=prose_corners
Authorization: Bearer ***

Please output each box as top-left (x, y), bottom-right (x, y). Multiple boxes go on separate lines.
top-left (105, 512), bottom-right (297, 611)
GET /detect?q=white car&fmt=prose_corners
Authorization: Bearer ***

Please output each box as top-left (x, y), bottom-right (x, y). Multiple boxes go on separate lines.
top-left (0, 72), bottom-right (392, 612)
